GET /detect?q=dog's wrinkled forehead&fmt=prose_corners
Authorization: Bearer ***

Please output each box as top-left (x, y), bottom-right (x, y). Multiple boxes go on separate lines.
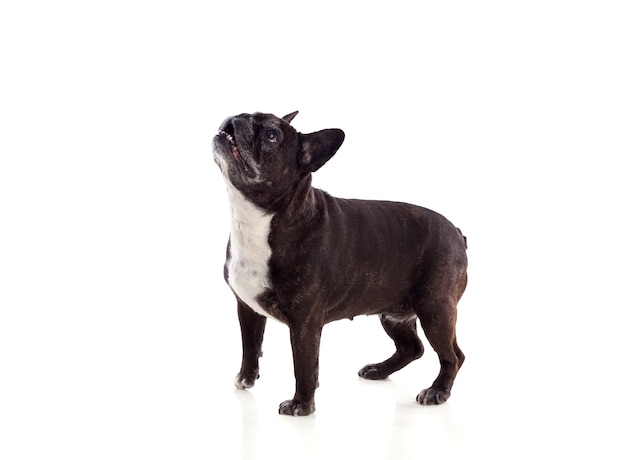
top-left (253, 112), bottom-right (278, 124)
top-left (249, 112), bottom-right (296, 133)
top-left (222, 112), bottom-right (292, 129)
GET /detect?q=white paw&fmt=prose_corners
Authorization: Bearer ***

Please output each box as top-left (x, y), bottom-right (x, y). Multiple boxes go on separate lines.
top-left (234, 373), bottom-right (256, 390)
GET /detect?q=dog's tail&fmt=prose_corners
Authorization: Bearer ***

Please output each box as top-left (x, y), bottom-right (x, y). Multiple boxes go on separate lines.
top-left (457, 227), bottom-right (468, 249)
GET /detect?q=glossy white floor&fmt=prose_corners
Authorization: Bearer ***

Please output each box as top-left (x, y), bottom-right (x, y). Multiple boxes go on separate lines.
top-left (3, 272), bottom-right (624, 460)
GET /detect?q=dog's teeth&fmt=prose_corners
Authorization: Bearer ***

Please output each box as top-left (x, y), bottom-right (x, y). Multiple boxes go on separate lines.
top-left (220, 131), bottom-right (234, 142)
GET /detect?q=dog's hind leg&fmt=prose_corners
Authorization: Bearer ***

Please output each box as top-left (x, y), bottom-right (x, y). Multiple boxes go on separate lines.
top-left (358, 314), bottom-right (424, 380)
top-left (416, 299), bottom-right (464, 405)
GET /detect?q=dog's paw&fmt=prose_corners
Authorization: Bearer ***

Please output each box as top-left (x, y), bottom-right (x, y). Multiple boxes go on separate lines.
top-left (358, 364), bottom-right (389, 380)
top-left (417, 387), bottom-right (451, 405)
top-left (278, 399), bottom-right (315, 416)
top-left (234, 372), bottom-right (258, 390)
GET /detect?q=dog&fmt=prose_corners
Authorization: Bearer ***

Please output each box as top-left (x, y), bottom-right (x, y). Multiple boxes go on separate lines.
top-left (213, 111), bottom-right (468, 416)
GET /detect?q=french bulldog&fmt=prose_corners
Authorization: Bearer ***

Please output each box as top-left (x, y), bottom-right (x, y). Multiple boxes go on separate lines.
top-left (213, 111), bottom-right (468, 416)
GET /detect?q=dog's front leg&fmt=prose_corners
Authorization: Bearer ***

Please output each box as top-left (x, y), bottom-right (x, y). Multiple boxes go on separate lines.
top-left (234, 300), bottom-right (266, 390)
top-left (278, 322), bottom-right (322, 416)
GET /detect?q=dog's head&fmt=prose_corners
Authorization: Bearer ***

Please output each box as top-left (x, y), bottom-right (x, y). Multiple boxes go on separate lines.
top-left (213, 111), bottom-right (344, 207)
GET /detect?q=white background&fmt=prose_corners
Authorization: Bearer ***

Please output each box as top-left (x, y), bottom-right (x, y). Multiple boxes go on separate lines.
top-left (1, 1), bottom-right (625, 459)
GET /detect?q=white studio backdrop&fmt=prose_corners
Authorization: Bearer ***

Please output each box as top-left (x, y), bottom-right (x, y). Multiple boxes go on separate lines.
top-left (1, 1), bottom-right (625, 459)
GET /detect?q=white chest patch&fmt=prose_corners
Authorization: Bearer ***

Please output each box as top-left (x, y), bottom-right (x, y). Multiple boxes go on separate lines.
top-left (224, 180), bottom-right (275, 320)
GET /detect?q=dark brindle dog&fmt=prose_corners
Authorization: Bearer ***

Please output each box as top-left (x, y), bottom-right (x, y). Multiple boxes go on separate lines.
top-left (213, 111), bottom-right (468, 416)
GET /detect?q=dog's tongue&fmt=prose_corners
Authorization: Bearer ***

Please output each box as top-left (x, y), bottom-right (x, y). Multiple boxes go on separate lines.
top-left (231, 143), bottom-right (241, 161)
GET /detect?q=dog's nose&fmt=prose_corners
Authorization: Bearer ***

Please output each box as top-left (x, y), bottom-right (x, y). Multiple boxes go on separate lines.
top-left (219, 118), bottom-right (235, 136)
top-left (219, 116), bottom-right (233, 131)
top-left (218, 113), bottom-right (253, 138)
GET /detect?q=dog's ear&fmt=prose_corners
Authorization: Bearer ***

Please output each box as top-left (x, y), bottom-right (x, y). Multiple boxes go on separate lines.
top-left (282, 111), bottom-right (299, 124)
top-left (299, 129), bottom-right (345, 173)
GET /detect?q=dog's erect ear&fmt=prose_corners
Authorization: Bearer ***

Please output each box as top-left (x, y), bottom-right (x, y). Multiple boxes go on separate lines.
top-left (299, 129), bottom-right (345, 173)
top-left (282, 111), bottom-right (299, 124)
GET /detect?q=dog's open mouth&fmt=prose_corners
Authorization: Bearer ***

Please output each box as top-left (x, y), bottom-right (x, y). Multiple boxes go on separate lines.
top-left (219, 130), bottom-right (242, 162)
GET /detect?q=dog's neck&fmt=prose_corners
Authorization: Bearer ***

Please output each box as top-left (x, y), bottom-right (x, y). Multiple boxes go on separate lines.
top-left (223, 174), bottom-right (324, 251)
top-left (230, 174), bottom-right (319, 219)
top-left (224, 178), bottom-right (274, 244)
top-left (272, 174), bottom-right (321, 219)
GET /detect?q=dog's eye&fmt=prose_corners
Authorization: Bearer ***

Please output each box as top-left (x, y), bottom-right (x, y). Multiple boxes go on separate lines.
top-left (266, 130), bottom-right (278, 143)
